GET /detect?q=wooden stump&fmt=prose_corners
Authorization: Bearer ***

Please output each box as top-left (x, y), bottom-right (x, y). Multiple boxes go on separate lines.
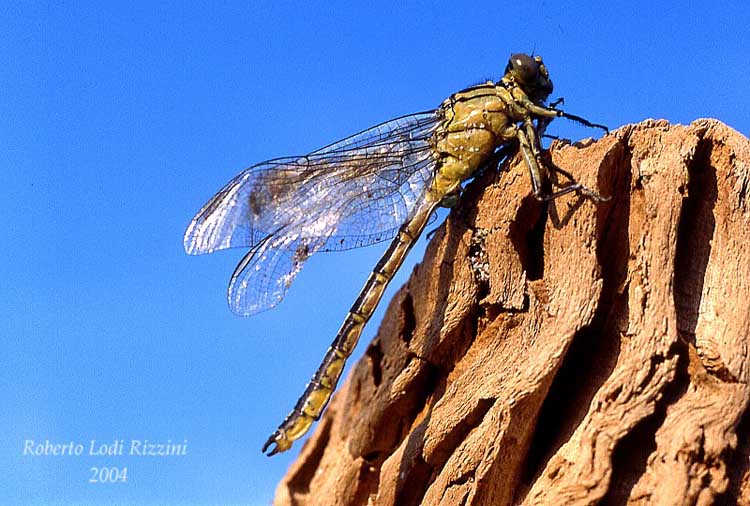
top-left (273, 119), bottom-right (750, 506)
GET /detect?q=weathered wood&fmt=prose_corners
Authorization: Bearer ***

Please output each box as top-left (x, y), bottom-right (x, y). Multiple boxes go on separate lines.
top-left (273, 119), bottom-right (750, 506)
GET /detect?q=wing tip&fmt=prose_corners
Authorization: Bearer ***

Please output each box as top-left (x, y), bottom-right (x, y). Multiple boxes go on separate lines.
top-left (226, 291), bottom-right (258, 317)
top-left (227, 271), bottom-right (281, 317)
top-left (183, 218), bottom-right (218, 255)
top-left (183, 223), bottom-right (201, 255)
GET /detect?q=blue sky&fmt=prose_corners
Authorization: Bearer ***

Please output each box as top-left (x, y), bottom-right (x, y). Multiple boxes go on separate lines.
top-left (1, 1), bottom-right (748, 505)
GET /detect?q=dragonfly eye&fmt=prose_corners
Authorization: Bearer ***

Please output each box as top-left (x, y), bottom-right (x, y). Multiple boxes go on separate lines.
top-left (506, 53), bottom-right (539, 84)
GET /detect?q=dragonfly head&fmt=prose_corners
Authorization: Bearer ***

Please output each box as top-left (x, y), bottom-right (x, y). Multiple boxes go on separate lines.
top-left (504, 53), bottom-right (554, 103)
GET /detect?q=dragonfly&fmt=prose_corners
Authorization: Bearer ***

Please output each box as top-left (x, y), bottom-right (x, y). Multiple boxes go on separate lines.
top-left (184, 53), bottom-right (608, 456)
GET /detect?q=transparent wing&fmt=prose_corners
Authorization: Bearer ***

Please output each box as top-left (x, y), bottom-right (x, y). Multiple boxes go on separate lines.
top-left (225, 233), bottom-right (325, 316)
top-left (184, 110), bottom-right (443, 316)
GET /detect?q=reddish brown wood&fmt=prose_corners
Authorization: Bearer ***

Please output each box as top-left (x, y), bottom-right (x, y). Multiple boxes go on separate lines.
top-left (273, 119), bottom-right (750, 506)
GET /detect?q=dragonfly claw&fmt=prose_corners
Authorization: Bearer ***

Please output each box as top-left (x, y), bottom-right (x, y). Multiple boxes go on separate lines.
top-left (262, 431), bottom-right (291, 457)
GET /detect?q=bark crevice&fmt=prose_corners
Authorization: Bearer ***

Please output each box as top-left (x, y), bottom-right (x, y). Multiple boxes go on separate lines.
top-left (272, 119), bottom-right (750, 506)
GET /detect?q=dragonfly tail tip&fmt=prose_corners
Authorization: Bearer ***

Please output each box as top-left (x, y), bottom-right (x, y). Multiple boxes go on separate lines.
top-left (262, 432), bottom-right (286, 456)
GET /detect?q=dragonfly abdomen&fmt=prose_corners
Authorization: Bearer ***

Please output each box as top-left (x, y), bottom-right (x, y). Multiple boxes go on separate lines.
top-left (262, 197), bottom-right (444, 456)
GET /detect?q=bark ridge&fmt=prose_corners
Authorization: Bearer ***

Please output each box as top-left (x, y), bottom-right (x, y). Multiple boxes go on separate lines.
top-left (273, 119), bottom-right (750, 506)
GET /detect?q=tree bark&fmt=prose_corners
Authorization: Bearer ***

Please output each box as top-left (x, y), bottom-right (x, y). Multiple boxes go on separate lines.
top-left (272, 119), bottom-right (750, 506)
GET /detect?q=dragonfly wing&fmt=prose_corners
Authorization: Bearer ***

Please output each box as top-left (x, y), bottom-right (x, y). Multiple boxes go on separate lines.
top-left (184, 111), bottom-right (442, 255)
top-left (183, 159), bottom-right (285, 255)
top-left (227, 232), bottom-right (325, 315)
top-left (184, 110), bottom-right (444, 315)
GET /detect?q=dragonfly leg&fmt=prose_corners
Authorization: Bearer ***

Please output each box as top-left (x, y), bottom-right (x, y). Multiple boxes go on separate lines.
top-left (518, 96), bottom-right (610, 134)
top-left (542, 182), bottom-right (610, 202)
top-left (517, 121), bottom-right (608, 202)
top-left (516, 126), bottom-right (547, 200)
